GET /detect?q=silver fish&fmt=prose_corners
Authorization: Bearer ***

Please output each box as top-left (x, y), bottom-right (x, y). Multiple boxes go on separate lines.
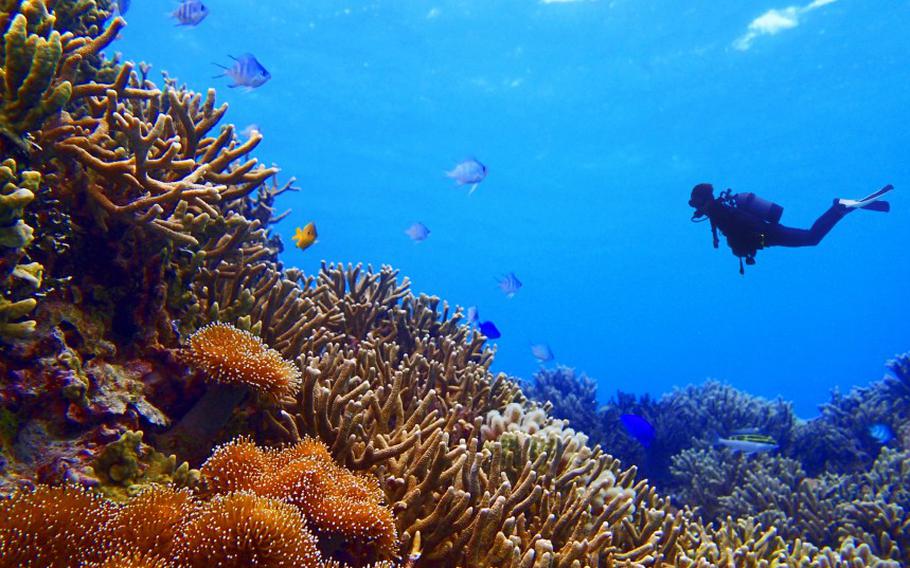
top-left (715, 435), bottom-right (778, 454)
top-left (172, 0), bottom-right (208, 26)
top-left (217, 53), bottom-right (271, 90)
top-left (405, 222), bottom-right (430, 242)
top-left (530, 343), bottom-right (554, 363)
top-left (446, 158), bottom-right (487, 194)
top-left (497, 272), bottom-right (522, 298)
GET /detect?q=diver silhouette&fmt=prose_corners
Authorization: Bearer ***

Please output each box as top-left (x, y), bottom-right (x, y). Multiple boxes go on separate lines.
top-left (689, 183), bottom-right (893, 274)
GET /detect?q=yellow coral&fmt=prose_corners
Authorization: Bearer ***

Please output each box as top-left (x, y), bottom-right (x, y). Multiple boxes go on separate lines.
top-left (0, 10), bottom-right (71, 148)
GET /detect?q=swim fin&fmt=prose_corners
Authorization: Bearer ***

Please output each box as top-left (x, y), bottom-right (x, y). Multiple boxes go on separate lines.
top-left (838, 184), bottom-right (894, 211)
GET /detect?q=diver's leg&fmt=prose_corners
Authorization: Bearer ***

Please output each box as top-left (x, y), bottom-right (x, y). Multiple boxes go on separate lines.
top-left (764, 203), bottom-right (848, 247)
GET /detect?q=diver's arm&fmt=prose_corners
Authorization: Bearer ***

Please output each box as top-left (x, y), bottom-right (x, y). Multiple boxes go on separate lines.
top-left (710, 220), bottom-right (719, 248)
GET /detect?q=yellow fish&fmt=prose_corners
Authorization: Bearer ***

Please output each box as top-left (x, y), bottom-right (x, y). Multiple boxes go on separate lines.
top-left (292, 222), bottom-right (317, 251)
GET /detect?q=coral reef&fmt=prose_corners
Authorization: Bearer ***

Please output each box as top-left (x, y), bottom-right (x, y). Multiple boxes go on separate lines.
top-left (0, 0), bottom-right (906, 565)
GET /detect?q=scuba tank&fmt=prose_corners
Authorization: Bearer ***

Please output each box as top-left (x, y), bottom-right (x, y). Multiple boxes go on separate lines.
top-left (733, 192), bottom-right (784, 224)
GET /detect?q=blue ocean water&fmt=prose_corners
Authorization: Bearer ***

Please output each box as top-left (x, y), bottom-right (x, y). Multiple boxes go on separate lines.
top-left (115, 1), bottom-right (909, 418)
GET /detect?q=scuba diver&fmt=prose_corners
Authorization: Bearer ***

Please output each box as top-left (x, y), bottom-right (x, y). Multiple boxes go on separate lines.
top-left (689, 183), bottom-right (893, 274)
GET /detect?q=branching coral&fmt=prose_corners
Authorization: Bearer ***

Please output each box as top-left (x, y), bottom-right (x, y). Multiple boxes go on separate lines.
top-left (0, 5), bottom-right (71, 151)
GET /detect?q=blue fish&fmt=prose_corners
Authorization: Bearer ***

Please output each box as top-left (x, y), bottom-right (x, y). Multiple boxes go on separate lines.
top-left (446, 158), bottom-right (487, 194)
top-left (405, 222), bottom-right (430, 242)
top-left (216, 53), bottom-right (271, 90)
top-left (620, 414), bottom-right (655, 448)
top-left (497, 272), bottom-right (522, 298)
top-left (115, 0), bottom-right (130, 15)
top-left (171, 0), bottom-right (208, 26)
top-left (478, 320), bottom-right (500, 339)
top-left (530, 343), bottom-right (554, 363)
top-left (869, 423), bottom-right (894, 444)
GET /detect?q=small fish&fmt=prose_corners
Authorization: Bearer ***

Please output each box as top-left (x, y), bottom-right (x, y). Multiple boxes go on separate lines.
top-left (446, 158), bottom-right (487, 194)
top-left (115, 0), bottom-right (130, 15)
top-left (465, 306), bottom-right (479, 326)
top-left (292, 222), bottom-right (317, 251)
top-left (530, 343), bottom-right (554, 363)
top-left (405, 222), bottom-right (430, 242)
top-left (240, 123), bottom-right (261, 139)
top-left (868, 423), bottom-right (894, 444)
top-left (171, 0), bottom-right (208, 26)
top-left (478, 320), bottom-right (500, 339)
top-left (497, 272), bottom-right (522, 298)
top-left (216, 53), bottom-right (271, 90)
top-left (716, 433), bottom-right (778, 454)
top-left (620, 414), bottom-right (656, 448)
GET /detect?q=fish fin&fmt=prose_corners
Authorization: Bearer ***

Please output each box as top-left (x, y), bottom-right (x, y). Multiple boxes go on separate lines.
top-left (468, 183), bottom-right (478, 195)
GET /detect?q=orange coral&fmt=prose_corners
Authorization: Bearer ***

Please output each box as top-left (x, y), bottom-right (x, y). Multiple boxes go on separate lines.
top-left (0, 484), bottom-right (117, 567)
top-left (202, 437), bottom-right (398, 559)
top-left (104, 486), bottom-right (197, 558)
top-left (172, 492), bottom-right (321, 568)
top-left (82, 552), bottom-right (172, 568)
top-left (186, 323), bottom-right (301, 401)
top-left (201, 436), bottom-right (271, 495)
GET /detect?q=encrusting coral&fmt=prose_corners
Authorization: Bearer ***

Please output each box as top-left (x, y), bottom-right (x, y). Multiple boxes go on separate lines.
top-left (0, 0), bottom-right (907, 565)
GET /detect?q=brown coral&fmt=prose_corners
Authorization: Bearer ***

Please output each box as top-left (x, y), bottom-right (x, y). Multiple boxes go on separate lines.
top-left (171, 492), bottom-right (320, 568)
top-left (186, 322), bottom-right (301, 401)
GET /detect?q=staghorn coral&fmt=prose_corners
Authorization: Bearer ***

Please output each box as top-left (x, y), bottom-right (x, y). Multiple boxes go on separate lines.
top-left (0, 5), bottom-right (71, 151)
